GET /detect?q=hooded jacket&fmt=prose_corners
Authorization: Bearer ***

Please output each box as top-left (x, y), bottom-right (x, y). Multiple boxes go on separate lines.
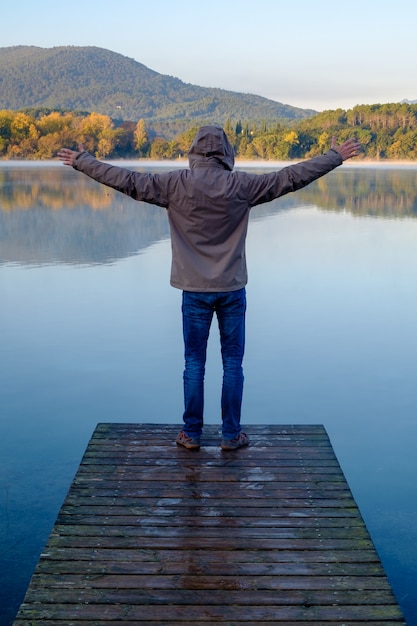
top-left (72, 125), bottom-right (343, 292)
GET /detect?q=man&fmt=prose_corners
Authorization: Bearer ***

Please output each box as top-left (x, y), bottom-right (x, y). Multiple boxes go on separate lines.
top-left (58, 126), bottom-right (360, 451)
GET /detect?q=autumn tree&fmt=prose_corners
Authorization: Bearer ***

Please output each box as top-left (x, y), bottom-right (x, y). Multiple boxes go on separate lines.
top-left (149, 138), bottom-right (180, 160)
top-left (34, 112), bottom-right (76, 158)
top-left (134, 119), bottom-right (149, 156)
top-left (8, 112), bottom-right (39, 158)
top-left (176, 126), bottom-right (199, 157)
top-left (76, 112), bottom-right (120, 158)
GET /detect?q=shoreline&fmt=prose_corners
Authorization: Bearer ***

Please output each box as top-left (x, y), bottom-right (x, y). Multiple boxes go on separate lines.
top-left (0, 158), bottom-right (416, 169)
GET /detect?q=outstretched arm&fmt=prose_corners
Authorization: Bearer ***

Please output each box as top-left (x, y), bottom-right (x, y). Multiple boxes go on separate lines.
top-left (57, 145), bottom-right (170, 207)
top-left (331, 136), bottom-right (361, 161)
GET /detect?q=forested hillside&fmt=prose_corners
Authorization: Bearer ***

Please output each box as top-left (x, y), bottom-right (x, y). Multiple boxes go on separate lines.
top-left (1, 103), bottom-right (417, 160)
top-left (1, 46), bottom-right (416, 160)
top-left (0, 46), bottom-right (314, 127)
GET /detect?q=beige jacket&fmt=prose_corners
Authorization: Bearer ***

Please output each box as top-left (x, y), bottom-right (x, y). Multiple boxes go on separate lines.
top-left (73, 125), bottom-right (343, 292)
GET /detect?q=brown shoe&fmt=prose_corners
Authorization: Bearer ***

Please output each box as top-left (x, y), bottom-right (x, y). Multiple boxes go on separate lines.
top-left (176, 430), bottom-right (201, 450)
top-left (221, 432), bottom-right (250, 451)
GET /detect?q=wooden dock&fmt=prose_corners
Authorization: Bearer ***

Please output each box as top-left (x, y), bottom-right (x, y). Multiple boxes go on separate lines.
top-left (14, 423), bottom-right (406, 625)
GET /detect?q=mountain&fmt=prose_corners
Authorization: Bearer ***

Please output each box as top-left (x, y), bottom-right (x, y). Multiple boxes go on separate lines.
top-left (0, 46), bottom-right (316, 126)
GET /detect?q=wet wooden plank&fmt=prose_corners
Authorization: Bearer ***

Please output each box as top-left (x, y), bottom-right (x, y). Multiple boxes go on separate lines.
top-left (13, 423), bottom-right (406, 624)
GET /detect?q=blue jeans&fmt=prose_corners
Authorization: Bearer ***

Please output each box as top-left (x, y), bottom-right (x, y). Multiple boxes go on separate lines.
top-left (181, 288), bottom-right (246, 440)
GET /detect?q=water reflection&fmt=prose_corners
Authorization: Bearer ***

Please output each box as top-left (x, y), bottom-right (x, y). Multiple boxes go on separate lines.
top-left (1, 164), bottom-right (417, 266)
top-left (0, 165), bottom-right (170, 265)
top-left (316, 167), bottom-right (417, 218)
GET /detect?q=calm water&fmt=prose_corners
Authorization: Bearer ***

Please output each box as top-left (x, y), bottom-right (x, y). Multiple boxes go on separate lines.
top-left (1, 161), bottom-right (417, 625)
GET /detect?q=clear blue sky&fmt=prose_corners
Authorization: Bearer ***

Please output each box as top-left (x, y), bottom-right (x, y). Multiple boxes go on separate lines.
top-left (2, 0), bottom-right (415, 112)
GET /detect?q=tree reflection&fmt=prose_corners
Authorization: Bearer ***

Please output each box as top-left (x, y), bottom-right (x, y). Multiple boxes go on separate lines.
top-left (1, 166), bottom-right (417, 265)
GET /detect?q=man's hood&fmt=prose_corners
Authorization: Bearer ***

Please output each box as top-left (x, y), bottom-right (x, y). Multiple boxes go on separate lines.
top-left (188, 125), bottom-right (235, 171)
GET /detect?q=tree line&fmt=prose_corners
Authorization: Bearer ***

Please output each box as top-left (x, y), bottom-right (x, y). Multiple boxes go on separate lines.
top-left (1, 103), bottom-right (417, 160)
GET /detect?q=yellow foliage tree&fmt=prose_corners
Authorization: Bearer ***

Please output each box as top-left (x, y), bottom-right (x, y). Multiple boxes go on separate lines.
top-left (76, 112), bottom-right (119, 157)
top-left (10, 112), bottom-right (34, 141)
top-left (134, 119), bottom-right (148, 155)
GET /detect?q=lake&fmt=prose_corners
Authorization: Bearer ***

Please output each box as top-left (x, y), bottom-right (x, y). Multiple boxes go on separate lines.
top-left (1, 160), bottom-right (417, 625)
